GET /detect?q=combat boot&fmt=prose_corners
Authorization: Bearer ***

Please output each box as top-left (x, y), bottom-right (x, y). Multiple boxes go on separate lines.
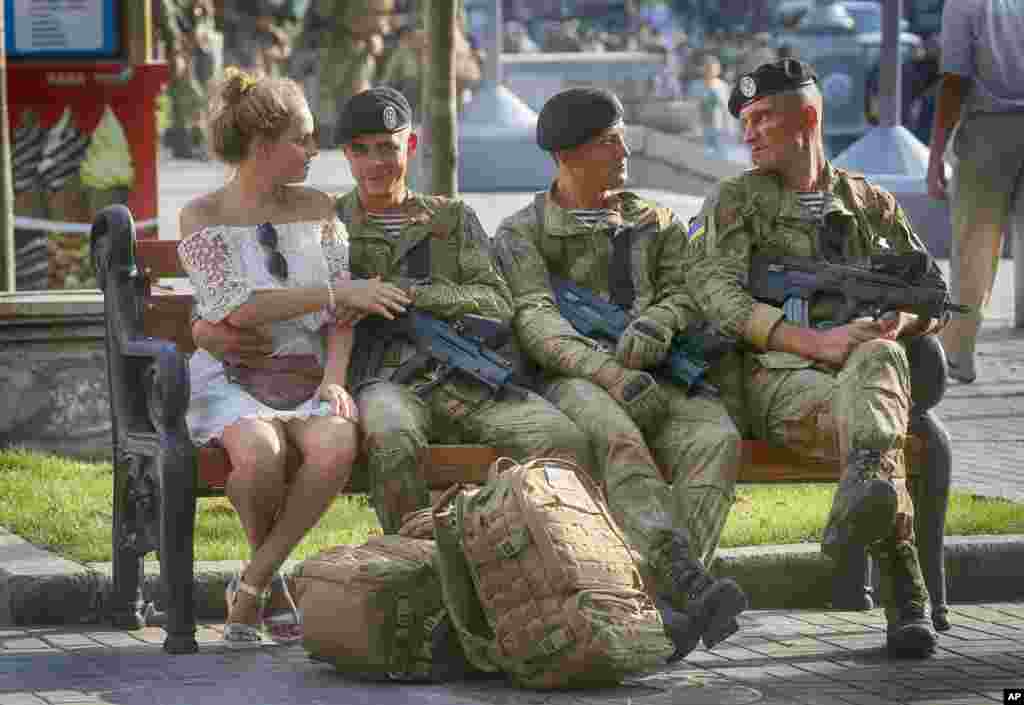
top-left (876, 540), bottom-right (937, 657)
top-left (822, 449), bottom-right (898, 560)
top-left (654, 529), bottom-right (748, 655)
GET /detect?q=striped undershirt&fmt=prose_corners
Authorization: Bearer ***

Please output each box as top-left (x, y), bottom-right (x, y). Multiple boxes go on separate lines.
top-left (366, 211), bottom-right (410, 237)
top-left (796, 192), bottom-right (826, 221)
top-left (568, 208), bottom-right (615, 228)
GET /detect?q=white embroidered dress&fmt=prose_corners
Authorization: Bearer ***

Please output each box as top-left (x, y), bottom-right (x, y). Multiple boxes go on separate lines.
top-left (178, 218), bottom-right (352, 446)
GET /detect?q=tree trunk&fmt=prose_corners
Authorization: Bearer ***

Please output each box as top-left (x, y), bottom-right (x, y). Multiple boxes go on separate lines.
top-left (0, 3), bottom-right (14, 292)
top-left (428, 0), bottom-right (458, 196)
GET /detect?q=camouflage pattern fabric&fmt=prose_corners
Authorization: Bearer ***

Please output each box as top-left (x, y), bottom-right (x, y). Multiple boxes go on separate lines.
top-left (336, 189), bottom-right (591, 534)
top-left (433, 457), bottom-right (675, 689)
top-left (220, 0), bottom-right (304, 77)
top-left (683, 162), bottom-right (949, 612)
top-left (293, 536), bottom-right (468, 681)
top-left (493, 189), bottom-right (742, 570)
top-left (299, 0), bottom-right (396, 141)
top-left (156, 0), bottom-right (223, 136)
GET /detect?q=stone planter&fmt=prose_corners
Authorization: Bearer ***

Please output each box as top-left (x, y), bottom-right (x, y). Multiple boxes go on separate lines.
top-left (0, 292), bottom-right (110, 460)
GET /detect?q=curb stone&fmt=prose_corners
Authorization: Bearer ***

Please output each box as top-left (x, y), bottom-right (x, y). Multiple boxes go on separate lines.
top-left (2, 525), bottom-right (1023, 627)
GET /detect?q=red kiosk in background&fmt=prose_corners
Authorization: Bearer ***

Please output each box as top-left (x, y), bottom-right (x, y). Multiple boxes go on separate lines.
top-left (5, 0), bottom-right (168, 289)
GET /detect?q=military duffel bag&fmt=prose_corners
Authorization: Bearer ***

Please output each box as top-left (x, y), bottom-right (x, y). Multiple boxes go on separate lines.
top-left (433, 457), bottom-right (675, 690)
top-left (292, 534), bottom-right (472, 682)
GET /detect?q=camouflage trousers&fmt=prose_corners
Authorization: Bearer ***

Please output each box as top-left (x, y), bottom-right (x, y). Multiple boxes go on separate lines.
top-left (357, 379), bottom-right (591, 534)
top-left (543, 376), bottom-right (741, 571)
top-left (743, 338), bottom-right (917, 551)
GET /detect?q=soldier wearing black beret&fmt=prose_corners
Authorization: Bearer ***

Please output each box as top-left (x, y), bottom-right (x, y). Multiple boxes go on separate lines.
top-left (684, 56), bottom-right (953, 659)
top-left (494, 87), bottom-right (751, 661)
top-left (536, 87), bottom-right (625, 155)
top-left (336, 85), bottom-right (412, 144)
top-left (728, 58), bottom-right (818, 119)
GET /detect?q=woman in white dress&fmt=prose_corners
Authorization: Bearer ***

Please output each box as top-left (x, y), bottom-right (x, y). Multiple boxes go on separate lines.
top-left (177, 68), bottom-right (411, 643)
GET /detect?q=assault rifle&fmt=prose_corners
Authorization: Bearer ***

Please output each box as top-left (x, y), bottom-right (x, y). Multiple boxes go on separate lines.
top-left (550, 277), bottom-right (733, 396)
top-left (748, 252), bottom-right (971, 327)
top-left (350, 310), bottom-right (531, 399)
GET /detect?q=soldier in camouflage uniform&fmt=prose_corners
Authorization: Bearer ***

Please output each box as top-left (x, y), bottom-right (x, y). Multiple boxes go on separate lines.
top-left (338, 88), bottom-right (592, 533)
top-left (156, 0), bottom-right (223, 159)
top-left (292, 0), bottom-right (396, 147)
top-left (220, 0), bottom-right (305, 78)
top-left (684, 59), bottom-right (948, 657)
top-left (493, 88), bottom-right (748, 660)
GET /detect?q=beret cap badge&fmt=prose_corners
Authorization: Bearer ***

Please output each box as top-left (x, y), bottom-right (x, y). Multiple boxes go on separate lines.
top-left (739, 76), bottom-right (757, 98)
top-left (382, 105), bottom-right (398, 130)
top-left (728, 58), bottom-right (818, 118)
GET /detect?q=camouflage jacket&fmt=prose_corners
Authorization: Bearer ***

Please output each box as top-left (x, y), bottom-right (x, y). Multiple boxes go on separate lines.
top-left (335, 189), bottom-right (512, 384)
top-left (156, 0), bottom-right (218, 53)
top-left (494, 187), bottom-right (699, 381)
top-left (684, 163), bottom-right (947, 360)
top-left (335, 188), bottom-right (511, 322)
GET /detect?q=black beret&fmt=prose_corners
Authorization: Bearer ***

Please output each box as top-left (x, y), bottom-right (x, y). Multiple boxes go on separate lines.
top-left (728, 59), bottom-right (818, 118)
top-left (337, 87), bottom-right (412, 144)
top-left (537, 88), bottom-right (624, 152)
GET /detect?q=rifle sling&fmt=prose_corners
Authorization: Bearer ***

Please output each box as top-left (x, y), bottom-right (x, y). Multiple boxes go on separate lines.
top-left (532, 193), bottom-right (636, 310)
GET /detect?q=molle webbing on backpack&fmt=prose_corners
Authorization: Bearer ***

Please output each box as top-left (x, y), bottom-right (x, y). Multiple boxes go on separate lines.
top-left (433, 457), bottom-right (675, 689)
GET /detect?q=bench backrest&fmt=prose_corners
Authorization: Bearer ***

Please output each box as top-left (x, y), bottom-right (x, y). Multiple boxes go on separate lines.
top-left (135, 239), bottom-right (197, 354)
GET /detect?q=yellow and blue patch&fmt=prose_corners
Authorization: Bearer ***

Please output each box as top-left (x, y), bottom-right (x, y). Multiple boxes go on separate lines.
top-left (687, 217), bottom-right (706, 242)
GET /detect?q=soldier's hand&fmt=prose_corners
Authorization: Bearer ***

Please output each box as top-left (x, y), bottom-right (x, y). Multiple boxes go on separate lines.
top-left (617, 316), bottom-right (672, 370)
top-left (926, 151), bottom-right (948, 201)
top-left (813, 318), bottom-right (892, 367)
top-left (337, 276), bottom-right (411, 320)
top-left (193, 319), bottom-right (274, 362)
top-left (594, 361), bottom-right (668, 435)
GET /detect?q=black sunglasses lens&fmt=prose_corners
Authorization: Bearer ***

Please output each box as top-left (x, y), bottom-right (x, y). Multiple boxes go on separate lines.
top-left (258, 222), bottom-right (278, 248)
top-left (269, 252), bottom-right (288, 280)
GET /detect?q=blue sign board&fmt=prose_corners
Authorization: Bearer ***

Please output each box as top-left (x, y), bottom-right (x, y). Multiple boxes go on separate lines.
top-left (5, 0), bottom-right (120, 59)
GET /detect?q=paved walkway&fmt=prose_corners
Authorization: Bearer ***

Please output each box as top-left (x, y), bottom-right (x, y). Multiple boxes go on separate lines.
top-left (1, 603), bottom-right (1021, 705)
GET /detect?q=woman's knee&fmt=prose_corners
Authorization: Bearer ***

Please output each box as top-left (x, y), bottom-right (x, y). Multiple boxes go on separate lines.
top-left (222, 418), bottom-right (288, 478)
top-left (300, 419), bottom-right (360, 479)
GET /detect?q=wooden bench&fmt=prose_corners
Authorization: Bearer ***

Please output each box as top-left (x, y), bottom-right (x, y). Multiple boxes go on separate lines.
top-left (90, 204), bottom-right (953, 654)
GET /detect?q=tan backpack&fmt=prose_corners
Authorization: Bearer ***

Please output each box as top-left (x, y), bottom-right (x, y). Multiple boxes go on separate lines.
top-left (433, 457), bottom-right (675, 689)
top-left (293, 535), bottom-right (472, 682)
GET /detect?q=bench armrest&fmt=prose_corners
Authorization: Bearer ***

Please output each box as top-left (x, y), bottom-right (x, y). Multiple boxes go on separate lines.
top-left (905, 334), bottom-right (947, 415)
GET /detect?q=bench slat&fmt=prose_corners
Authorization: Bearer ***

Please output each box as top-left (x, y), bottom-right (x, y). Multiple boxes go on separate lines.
top-left (144, 294), bottom-right (196, 353)
top-left (136, 239), bottom-right (185, 279)
top-left (196, 439), bottom-right (923, 492)
top-left (197, 444), bottom-right (497, 492)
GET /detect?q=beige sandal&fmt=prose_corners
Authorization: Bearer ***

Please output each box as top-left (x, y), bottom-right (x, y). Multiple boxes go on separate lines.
top-left (223, 574), bottom-right (264, 644)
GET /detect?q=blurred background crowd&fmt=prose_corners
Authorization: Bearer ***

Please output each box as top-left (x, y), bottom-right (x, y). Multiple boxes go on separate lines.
top-left (153, 0), bottom-right (945, 161)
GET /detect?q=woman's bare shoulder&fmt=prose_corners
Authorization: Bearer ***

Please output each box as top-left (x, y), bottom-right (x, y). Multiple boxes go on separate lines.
top-left (286, 185), bottom-right (336, 221)
top-left (179, 192), bottom-right (225, 239)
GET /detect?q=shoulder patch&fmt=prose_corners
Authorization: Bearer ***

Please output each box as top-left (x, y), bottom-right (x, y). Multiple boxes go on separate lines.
top-left (687, 217), bottom-right (706, 242)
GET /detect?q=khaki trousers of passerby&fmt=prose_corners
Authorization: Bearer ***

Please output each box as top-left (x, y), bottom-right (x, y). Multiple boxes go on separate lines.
top-left (944, 111), bottom-right (1024, 371)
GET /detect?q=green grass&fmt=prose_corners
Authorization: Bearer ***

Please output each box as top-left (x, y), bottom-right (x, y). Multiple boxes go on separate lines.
top-left (1, 448), bottom-right (1021, 564)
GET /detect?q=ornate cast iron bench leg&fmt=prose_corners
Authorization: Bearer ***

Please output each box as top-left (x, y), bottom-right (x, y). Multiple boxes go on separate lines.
top-left (109, 452), bottom-right (147, 630)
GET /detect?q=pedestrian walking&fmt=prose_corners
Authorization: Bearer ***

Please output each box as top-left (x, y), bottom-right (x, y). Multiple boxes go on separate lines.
top-left (926, 0), bottom-right (1024, 383)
